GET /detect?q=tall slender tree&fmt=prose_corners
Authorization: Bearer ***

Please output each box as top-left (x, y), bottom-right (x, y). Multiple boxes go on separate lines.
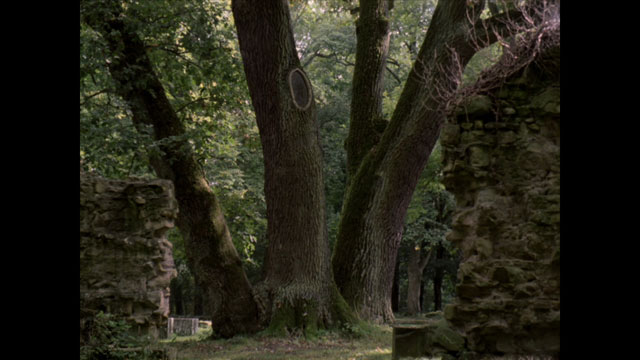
top-left (407, 244), bottom-right (434, 315)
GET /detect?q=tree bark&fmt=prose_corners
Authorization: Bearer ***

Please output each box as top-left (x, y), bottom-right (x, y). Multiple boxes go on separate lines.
top-left (344, 0), bottom-right (393, 187)
top-left (433, 242), bottom-right (444, 311)
top-left (170, 279), bottom-right (184, 315)
top-left (407, 246), bottom-right (433, 315)
top-left (193, 275), bottom-right (204, 316)
top-left (391, 257), bottom-right (400, 313)
top-left (406, 248), bottom-right (422, 316)
top-left (231, 0), bottom-right (356, 335)
top-left (420, 279), bottom-right (426, 311)
top-left (80, 0), bottom-right (260, 338)
top-left (332, 0), bottom-right (487, 323)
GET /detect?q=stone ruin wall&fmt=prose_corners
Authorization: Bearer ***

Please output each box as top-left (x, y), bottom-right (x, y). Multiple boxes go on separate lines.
top-left (80, 172), bottom-right (178, 340)
top-left (440, 52), bottom-right (560, 357)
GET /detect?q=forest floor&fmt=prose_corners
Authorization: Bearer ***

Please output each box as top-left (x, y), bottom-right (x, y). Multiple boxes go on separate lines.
top-left (159, 324), bottom-right (394, 360)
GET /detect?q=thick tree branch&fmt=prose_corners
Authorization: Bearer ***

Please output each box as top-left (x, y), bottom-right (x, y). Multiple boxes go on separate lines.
top-left (446, 0), bottom-right (559, 112)
top-left (386, 66), bottom-right (402, 85)
top-left (303, 50), bottom-right (355, 68)
top-left (149, 45), bottom-right (204, 70)
top-left (80, 88), bottom-right (110, 106)
top-left (174, 96), bottom-right (214, 113)
top-left (302, 47), bottom-right (401, 88)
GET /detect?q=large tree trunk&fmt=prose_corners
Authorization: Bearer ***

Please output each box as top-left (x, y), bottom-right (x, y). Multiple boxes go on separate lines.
top-left (332, 0), bottom-right (489, 323)
top-left (331, 0), bottom-right (398, 324)
top-left (80, 0), bottom-right (260, 338)
top-left (231, 0), bottom-right (356, 335)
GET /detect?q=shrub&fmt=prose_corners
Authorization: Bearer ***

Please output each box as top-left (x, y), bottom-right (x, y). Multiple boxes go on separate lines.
top-left (80, 311), bottom-right (158, 360)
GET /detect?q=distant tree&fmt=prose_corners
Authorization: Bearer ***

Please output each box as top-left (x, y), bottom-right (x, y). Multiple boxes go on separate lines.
top-left (399, 143), bottom-right (456, 315)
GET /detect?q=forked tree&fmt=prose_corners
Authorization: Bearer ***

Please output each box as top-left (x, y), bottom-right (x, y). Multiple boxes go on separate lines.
top-left (233, 0), bottom-right (560, 323)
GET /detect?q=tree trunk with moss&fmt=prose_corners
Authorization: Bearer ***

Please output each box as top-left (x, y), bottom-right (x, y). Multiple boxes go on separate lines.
top-left (231, 0), bottom-right (357, 335)
top-left (80, 0), bottom-right (260, 338)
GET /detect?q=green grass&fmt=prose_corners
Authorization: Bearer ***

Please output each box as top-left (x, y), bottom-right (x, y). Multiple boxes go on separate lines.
top-left (158, 324), bottom-right (393, 360)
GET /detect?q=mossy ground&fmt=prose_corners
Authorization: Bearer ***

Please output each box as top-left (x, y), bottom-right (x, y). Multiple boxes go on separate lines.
top-left (159, 323), bottom-right (393, 359)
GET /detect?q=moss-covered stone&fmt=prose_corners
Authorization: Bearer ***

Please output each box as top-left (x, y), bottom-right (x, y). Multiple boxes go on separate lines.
top-left (80, 172), bottom-right (178, 341)
top-left (431, 320), bottom-right (466, 352)
top-left (458, 95), bottom-right (493, 116)
top-left (442, 45), bottom-right (559, 357)
top-left (391, 324), bottom-right (428, 359)
top-left (531, 87), bottom-right (560, 114)
top-left (468, 146), bottom-right (491, 168)
top-left (502, 107), bottom-right (516, 115)
top-left (461, 122), bottom-right (474, 130)
top-left (443, 304), bottom-right (456, 320)
top-left (440, 123), bottom-right (460, 144)
top-left (497, 130), bottom-right (517, 145)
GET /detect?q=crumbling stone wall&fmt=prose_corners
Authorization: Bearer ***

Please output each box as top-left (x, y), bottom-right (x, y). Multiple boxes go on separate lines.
top-left (80, 172), bottom-right (178, 340)
top-left (440, 50), bottom-right (560, 357)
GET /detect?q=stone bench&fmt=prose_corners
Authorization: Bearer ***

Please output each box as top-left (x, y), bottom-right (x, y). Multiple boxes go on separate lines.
top-left (392, 321), bottom-right (430, 359)
top-left (391, 314), bottom-right (466, 360)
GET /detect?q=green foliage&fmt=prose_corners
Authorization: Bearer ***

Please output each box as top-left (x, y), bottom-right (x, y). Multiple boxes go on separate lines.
top-left (396, 141), bottom-right (460, 313)
top-left (80, 312), bottom-right (155, 360)
top-left (165, 324), bottom-right (213, 343)
top-left (80, 22), bottom-right (155, 179)
top-left (383, 0), bottom-right (437, 117)
top-left (337, 318), bottom-right (379, 340)
top-left (290, 2), bottom-right (355, 246)
top-left (462, 41), bottom-right (503, 86)
top-left (403, 142), bottom-right (451, 238)
top-left (167, 228), bottom-right (197, 315)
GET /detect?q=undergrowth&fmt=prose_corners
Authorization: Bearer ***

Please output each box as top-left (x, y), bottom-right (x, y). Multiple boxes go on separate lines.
top-left (160, 322), bottom-right (393, 360)
top-left (80, 311), bottom-right (161, 360)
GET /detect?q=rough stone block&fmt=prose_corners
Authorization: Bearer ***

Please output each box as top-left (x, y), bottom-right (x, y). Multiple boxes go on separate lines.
top-left (391, 323), bottom-right (428, 360)
top-left (80, 172), bottom-right (178, 341)
top-left (441, 46), bottom-right (559, 357)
